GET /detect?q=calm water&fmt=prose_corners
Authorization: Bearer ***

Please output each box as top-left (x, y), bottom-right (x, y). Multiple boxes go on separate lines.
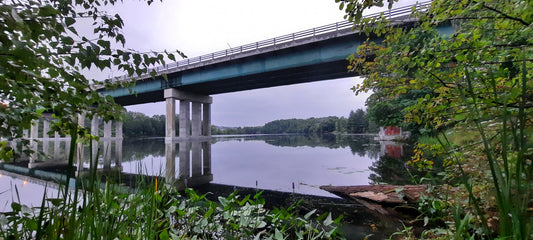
top-left (1, 134), bottom-right (412, 211)
top-left (121, 134), bottom-right (382, 197)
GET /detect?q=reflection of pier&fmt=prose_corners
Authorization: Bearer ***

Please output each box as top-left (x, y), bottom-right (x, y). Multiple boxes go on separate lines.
top-left (165, 140), bottom-right (213, 190)
top-left (4, 113), bottom-right (124, 174)
top-left (379, 141), bottom-right (404, 158)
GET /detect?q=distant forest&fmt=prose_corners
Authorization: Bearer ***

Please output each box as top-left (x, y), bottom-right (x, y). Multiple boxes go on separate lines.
top-left (122, 109), bottom-right (377, 137)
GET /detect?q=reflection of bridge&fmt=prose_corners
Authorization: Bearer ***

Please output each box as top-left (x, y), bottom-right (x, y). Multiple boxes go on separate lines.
top-left (96, 1), bottom-right (451, 142)
top-left (164, 140), bottom-right (212, 189)
top-left (1, 138), bottom-right (213, 190)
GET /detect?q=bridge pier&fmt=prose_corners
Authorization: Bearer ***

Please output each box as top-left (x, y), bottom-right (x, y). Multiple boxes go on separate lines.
top-left (164, 89), bottom-right (212, 142)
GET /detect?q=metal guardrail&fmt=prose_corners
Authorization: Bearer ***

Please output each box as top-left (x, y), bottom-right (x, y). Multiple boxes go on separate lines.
top-left (108, 1), bottom-right (432, 84)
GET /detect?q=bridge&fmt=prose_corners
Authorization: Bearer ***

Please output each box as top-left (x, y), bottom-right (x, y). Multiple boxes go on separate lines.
top-left (97, 1), bottom-right (452, 141)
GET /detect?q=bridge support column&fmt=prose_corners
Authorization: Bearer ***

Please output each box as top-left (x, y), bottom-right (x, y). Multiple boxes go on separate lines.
top-left (30, 120), bottom-right (39, 139)
top-left (191, 102), bottom-right (201, 137)
top-left (179, 100), bottom-right (191, 138)
top-left (202, 141), bottom-right (211, 175)
top-left (42, 114), bottom-right (52, 155)
top-left (42, 117), bottom-right (50, 139)
top-left (166, 97), bottom-right (176, 140)
top-left (165, 142), bottom-right (176, 182)
top-left (103, 121), bottom-right (112, 169)
top-left (202, 103), bottom-right (211, 136)
top-left (76, 113), bottom-right (85, 171)
top-left (91, 115), bottom-right (100, 162)
top-left (115, 121), bottom-right (123, 139)
top-left (164, 89), bottom-right (212, 141)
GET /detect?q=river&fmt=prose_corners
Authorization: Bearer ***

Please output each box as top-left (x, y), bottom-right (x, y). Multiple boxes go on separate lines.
top-left (1, 134), bottom-right (412, 211)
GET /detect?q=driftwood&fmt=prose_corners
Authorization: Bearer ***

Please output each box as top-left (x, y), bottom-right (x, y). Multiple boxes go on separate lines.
top-left (320, 185), bottom-right (428, 215)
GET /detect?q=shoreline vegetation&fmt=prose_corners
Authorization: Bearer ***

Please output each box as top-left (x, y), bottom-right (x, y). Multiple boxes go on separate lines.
top-left (122, 109), bottom-right (377, 138)
top-left (335, 0), bottom-right (532, 238)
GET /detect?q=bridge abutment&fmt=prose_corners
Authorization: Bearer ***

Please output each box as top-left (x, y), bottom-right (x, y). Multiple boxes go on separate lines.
top-left (164, 88), bottom-right (212, 142)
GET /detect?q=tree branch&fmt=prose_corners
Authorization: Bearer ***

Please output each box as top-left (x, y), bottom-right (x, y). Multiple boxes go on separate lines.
top-left (481, 3), bottom-right (530, 26)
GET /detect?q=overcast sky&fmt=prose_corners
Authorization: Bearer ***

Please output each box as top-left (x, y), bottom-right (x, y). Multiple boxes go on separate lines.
top-left (108, 0), bottom-right (415, 127)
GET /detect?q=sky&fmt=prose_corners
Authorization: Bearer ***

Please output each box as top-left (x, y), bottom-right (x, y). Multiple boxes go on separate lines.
top-left (104, 0), bottom-right (414, 127)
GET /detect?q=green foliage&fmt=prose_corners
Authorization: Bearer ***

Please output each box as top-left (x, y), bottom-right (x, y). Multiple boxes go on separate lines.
top-left (0, 182), bottom-right (344, 239)
top-left (261, 117), bottom-right (340, 135)
top-left (123, 112), bottom-right (168, 137)
top-left (339, 0), bottom-right (532, 238)
top-left (211, 109), bottom-right (375, 135)
top-left (0, 0), bottom-right (183, 161)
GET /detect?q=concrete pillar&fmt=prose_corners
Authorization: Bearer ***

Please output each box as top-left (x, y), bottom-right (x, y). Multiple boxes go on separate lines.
top-left (165, 142), bottom-right (176, 182)
top-left (165, 97), bottom-right (176, 140)
top-left (202, 141), bottom-right (211, 175)
top-left (76, 113), bottom-right (85, 172)
top-left (191, 102), bottom-right (201, 137)
top-left (23, 129), bottom-right (29, 138)
top-left (103, 139), bottom-right (111, 169)
top-left (104, 121), bottom-right (112, 139)
top-left (115, 138), bottom-right (123, 168)
top-left (91, 116), bottom-right (100, 137)
top-left (64, 140), bottom-right (70, 160)
top-left (42, 120), bottom-right (50, 154)
top-left (202, 103), bottom-right (211, 136)
top-left (102, 120), bottom-right (112, 168)
top-left (115, 121), bottom-right (123, 138)
top-left (179, 100), bottom-right (190, 138)
top-left (29, 140), bottom-right (38, 164)
top-left (191, 141), bottom-right (202, 177)
top-left (178, 142), bottom-right (190, 179)
top-left (42, 119), bottom-right (50, 139)
top-left (91, 115), bottom-right (99, 162)
top-left (30, 120), bottom-right (39, 139)
top-left (54, 139), bottom-right (60, 160)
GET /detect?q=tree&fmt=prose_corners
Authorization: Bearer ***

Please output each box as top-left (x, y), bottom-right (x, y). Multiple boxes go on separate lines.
top-left (0, 0), bottom-right (183, 160)
top-left (347, 109), bottom-right (368, 133)
top-left (338, 0), bottom-right (532, 238)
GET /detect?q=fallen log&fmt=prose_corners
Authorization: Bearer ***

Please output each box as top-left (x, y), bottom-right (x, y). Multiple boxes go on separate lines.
top-left (320, 184), bottom-right (427, 205)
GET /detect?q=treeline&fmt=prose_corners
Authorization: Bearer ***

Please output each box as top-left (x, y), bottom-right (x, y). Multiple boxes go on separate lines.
top-left (122, 112), bottom-right (168, 137)
top-left (122, 109), bottom-right (376, 137)
top-left (213, 109), bottom-right (377, 135)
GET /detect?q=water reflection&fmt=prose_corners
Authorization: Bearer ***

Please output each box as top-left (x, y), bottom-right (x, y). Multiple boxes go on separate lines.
top-left (370, 141), bottom-right (414, 185)
top-left (164, 140), bottom-right (213, 190)
top-left (3, 135), bottom-right (420, 196)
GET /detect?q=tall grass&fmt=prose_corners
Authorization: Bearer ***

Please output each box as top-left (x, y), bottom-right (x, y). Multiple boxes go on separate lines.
top-left (425, 63), bottom-right (533, 239)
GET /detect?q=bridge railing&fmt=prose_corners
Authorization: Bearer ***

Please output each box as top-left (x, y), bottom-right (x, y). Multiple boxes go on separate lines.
top-left (108, 1), bottom-right (431, 84)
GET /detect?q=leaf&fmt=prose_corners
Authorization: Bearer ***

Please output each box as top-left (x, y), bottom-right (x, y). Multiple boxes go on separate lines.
top-left (65, 17), bottom-right (76, 27)
top-left (11, 202), bottom-right (21, 212)
top-left (218, 196), bottom-right (229, 207)
top-left (323, 213), bottom-right (333, 226)
top-left (304, 209), bottom-right (316, 219)
top-left (274, 228), bottom-right (284, 240)
top-left (46, 198), bottom-right (64, 207)
top-left (62, 36), bottom-right (74, 45)
top-left (168, 53), bottom-right (176, 61)
top-left (38, 5), bottom-right (59, 17)
top-left (454, 113), bottom-right (466, 121)
top-left (159, 229), bottom-right (169, 240)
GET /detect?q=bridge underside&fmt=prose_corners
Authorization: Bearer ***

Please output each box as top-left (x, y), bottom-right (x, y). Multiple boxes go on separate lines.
top-left (112, 59), bottom-right (357, 106)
